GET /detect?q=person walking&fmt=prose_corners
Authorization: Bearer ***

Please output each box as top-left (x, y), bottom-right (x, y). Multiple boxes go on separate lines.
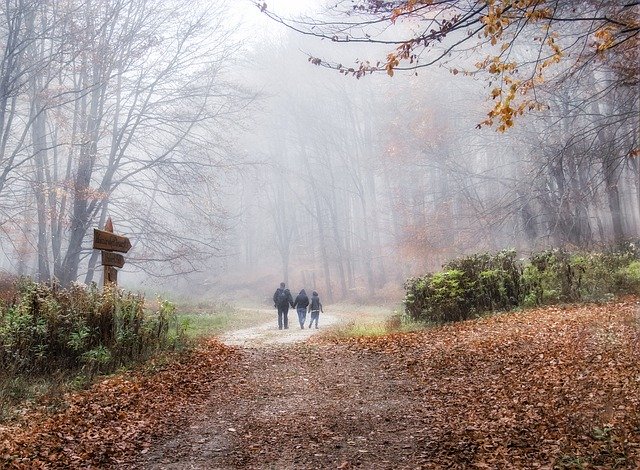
top-left (292, 289), bottom-right (309, 329)
top-left (273, 282), bottom-right (293, 330)
top-left (308, 291), bottom-right (323, 329)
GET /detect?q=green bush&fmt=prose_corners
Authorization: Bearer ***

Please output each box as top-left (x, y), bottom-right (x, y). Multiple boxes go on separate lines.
top-left (615, 260), bottom-right (640, 294)
top-left (453, 250), bottom-right (521, 313)
top-left (405, 250), bottom-right (523, 322)
top-left (0, 279), bottom-right (185, 376)
top-left (405, 244), bottom-right (640, 323)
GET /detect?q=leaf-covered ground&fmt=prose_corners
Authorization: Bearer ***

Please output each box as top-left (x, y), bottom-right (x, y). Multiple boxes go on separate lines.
top-left (0, 342), bottom-right (239, 468)
top-left (2, 300), bottom-right (639, 468)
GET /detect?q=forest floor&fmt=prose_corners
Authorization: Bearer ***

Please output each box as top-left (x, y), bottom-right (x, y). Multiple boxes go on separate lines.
top-left (1, 301), bottom-right (639, 469)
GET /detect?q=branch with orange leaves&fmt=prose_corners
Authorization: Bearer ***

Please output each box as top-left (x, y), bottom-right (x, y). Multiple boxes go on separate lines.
top-left (257, 0), bottom-right (639, 131)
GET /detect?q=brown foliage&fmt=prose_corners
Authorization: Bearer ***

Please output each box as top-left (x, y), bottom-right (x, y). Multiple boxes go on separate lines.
top-left (0, 340), bottom-right (238, 468)
top-left (0, 273), bottom-right (18, 305)
top-left (341, 300), bottom-right (640, 467)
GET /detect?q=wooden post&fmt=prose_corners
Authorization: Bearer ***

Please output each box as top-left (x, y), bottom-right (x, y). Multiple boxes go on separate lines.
top-left (103, 219), bottom-right (115, 287)
top-left (93, 217), bottom-right (130, 288)
top-left (104, 266), bottom-right (118, 286)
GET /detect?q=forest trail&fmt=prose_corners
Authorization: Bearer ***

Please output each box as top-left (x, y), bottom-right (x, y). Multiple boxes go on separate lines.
top-left (220, 309), bottom-right (341, 347)
top-left (129, 342), bottom-right (422, 469)
top-left (124, 301), bottom-right (640, 469)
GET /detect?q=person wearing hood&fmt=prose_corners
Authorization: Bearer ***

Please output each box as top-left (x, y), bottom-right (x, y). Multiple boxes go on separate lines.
top-left (308, 291), bottom-right (323, 329)
top-left (292, 289), bottom-right (310, 329)
top-left (273, 282), bottom-right (293, 330)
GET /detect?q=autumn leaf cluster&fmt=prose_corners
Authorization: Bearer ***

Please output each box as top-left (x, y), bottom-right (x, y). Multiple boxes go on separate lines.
top-left (275, 0), bottom-right (640, 130)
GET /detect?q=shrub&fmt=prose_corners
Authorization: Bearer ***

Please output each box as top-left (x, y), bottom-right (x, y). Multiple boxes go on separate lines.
top-left (445, 250), bottom-right (523, 312)
top-left (522, 249), bottom-right (584, 304)
top-left (405, 245), bottom-right (640, 323)
top-left (0, 279), bottom-right (185, 377)
top-left (405, 250), bottom-right (523, 322)
top-left (615, 260), bottom-right (640, 294)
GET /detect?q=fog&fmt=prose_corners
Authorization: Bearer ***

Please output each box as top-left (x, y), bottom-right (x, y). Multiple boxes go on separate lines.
top-left (0, 0), bottom-right (638, 304)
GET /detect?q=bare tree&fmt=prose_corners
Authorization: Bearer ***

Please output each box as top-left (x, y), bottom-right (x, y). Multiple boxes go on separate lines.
top-left (0, 0), bottom-right (251, 285)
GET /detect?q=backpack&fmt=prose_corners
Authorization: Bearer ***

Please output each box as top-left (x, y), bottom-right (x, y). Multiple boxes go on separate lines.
top-left (277, 289), bottom-right (288, 307)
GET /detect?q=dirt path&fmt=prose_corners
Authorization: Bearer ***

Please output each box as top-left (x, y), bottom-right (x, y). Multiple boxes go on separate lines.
top-left (116, 302), bottom-right (640, 469)
top-left (131, 343), bottom-right (425, 469)
top-left (123, 304), bottom-right (428, 469)
top-left (219, 310), bottom-right (341, 347)
top-left (132, 310), bottom-right (425, 468)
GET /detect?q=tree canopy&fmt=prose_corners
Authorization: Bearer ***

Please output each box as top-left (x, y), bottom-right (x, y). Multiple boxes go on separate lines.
top-left (257, 0), bottom-right (639, 130)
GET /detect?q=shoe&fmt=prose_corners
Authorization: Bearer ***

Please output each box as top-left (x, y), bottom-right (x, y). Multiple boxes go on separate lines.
top-left (301, 326), bottom-right (304, 329)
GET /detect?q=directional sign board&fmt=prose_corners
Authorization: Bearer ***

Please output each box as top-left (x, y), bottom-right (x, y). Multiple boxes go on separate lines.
top-left (101, 251), bottom-right (125, 269)
top-left (93, 229), bottom-right (131, 253)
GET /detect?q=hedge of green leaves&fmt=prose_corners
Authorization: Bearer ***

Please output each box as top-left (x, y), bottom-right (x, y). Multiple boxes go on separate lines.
top-left (404, 244), bottom-right (640, 323)
top-left (0, 279), bottom-right (185, 376)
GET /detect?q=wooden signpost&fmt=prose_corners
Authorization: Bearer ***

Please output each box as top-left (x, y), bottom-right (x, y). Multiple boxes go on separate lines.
top-left (101, 251), bottom-right (125, 269)
top-left (93, 217), bottom-right (131, 287)
top-left (93, 229), bottom-right (132, 253)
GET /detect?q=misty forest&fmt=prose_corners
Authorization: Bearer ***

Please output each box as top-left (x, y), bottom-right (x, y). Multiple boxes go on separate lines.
top-left (0, 1), bottom-right (639, 468)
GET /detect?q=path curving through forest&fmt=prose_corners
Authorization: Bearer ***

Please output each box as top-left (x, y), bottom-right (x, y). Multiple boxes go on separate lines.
top-left (219, 309), bottom-right (341, 347)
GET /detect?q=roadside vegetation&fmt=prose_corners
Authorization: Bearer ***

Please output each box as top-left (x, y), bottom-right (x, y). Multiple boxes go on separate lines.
top-left (0, 281), bottom-right (287, 420)
top-left (0, 278), bottom-right (186, 421)
top-left (175, 301), bottom-right (273, 338)
top-left (404, 243), bottom-right (640, 324)
top-left (323, 243), bottom-right (640, 343)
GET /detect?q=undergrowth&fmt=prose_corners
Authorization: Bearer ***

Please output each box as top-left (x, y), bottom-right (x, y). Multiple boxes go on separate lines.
top-left (0, 278), bottom-right (186, 420)
top-left (405, 243), bottom-right (640, 323)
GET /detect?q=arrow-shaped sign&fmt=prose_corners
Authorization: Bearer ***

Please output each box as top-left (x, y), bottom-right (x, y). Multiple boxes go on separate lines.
top-left (101, 251), bottom-right (125, 268)
top-left (93, 229), bottom-right (132, 253)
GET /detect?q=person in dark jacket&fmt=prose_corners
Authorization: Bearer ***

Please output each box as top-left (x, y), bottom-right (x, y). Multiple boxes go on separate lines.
top-left (292, 289), bottom-right (310, 329)
top-left (308, 291), bottom-right (323, 329)
top-left (273, 282), bottom-right (293, 330)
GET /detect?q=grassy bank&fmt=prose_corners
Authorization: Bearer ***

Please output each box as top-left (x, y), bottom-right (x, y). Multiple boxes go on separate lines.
top-left (176, 302), bottom-right (274, 337)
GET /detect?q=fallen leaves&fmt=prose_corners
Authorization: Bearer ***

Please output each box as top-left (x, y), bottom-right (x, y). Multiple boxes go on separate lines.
top-left (336, 300), bottom-right (640, 467)
top-left (0, 339), bottom-right (238, 468)
top-left (1, 301), bottom-right (638, 468)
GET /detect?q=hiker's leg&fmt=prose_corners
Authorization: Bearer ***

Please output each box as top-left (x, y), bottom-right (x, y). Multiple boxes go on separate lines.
top-left (277, 309), bottom-right (283, 329)
top-left (283, 309), bottom-right (289, 329)
top-left (297, 307), bottom-right (303, 328)
top-left (300, 307), bottom-right (308, 328)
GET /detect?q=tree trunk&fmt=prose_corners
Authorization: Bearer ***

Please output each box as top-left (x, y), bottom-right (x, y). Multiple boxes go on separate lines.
top-left (311, 182), bottom-right (333, 302)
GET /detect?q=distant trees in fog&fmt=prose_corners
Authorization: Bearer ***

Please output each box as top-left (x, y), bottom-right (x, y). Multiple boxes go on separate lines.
top-left (225, 12), bottom-right (638, 300)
